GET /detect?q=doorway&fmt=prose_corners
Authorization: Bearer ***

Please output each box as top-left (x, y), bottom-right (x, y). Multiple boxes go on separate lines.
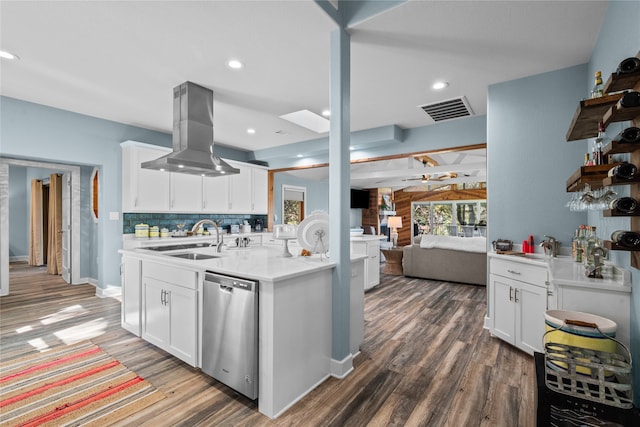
top-left (0, 159), bottom-right (81, 296)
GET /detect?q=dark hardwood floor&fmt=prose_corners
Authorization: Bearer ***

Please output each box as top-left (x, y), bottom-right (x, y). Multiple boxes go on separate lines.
top-left (1, 263), bottom-right (535, 426)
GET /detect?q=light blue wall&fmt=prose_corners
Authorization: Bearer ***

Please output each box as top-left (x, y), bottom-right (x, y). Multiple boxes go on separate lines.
top-left (586, 0), bottom-right (640, 405)
top-left (0, 96), bottom-right (247, 289)
top-left (8, 166), bottom-right (27, 259)
top-left (272, 173), bottom-right (329, 224)
top-left (487, 64), bottom-right (588, 245)
top-left (488, 0), bottom-right (640, 405)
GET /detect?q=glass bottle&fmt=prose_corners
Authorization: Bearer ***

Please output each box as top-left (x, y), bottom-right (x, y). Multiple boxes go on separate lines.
top-left (591, 71), bottom-right (603, 98)
top-left (584, 226), bottom-right (597, 266)
top-left (593, 121), bottom-right (606, 165)
top-left (571, 228), bottom-right (579, 261)
top-left (576, 225), bottom-right (586, 263)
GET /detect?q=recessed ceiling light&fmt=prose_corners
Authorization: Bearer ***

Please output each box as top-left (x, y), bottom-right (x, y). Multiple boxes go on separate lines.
top-left (432, 81), bottom-right (449, 90)
top-left (349, 146), bottom-right (355, 150)
top-left (247, 128), bottom-right (256, 134)
top-left (322, 109), bottom-right (331, 117)
top-left (227, 59), bottom-right (243, 69)
top-left (297, 154), bottom-right (303, 158)
top-left (0, 50), bottom-right (19, 60)
top-left (178, 164), bottom-right (184, 168)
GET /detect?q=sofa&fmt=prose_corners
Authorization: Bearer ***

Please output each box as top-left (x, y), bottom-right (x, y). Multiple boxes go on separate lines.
top-left (402, 235), bottom-right (487, 285)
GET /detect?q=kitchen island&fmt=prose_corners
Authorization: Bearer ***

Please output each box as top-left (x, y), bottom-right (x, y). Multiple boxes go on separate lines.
top-left (119, 241), bottom-right (365, 419)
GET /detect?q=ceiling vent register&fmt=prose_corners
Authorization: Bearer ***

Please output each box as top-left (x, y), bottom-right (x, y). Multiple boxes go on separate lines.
top-left (419, 96), bottom-right (474, 122)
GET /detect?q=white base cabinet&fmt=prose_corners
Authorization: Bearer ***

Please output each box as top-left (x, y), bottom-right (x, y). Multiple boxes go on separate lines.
top-left (121, 255), bottom-right (142, 336)
top-left (350, 238), bottom-right (380, 291)
top-left (141, 260), bottom-right (199, 367)
top-left (489, 258), bottom-right (548, 355)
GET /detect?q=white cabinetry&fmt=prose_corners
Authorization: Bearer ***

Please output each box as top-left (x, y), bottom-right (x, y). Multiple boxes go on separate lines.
top-left (549, 281), bottom-right (631, 348)
top-left (350, 237), bottom-right (380, 291)
top-left (122, 141), bottom-right (171, 212)
top-left (489, 258), bottom-right (547, 355)
top-left (170, 172), bottom-right (203, 212)
top-left (122, 141), bottom-right (268, 214)
top-left (141, 260), bottom-right (199, 367)
top-left (121, 255), bottom-right (142, 336)
top-left (203, 175), bottom-right (229, 212)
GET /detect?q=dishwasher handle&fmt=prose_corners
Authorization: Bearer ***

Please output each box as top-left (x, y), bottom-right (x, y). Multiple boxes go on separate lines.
top-left (220, 284), bottom-right (233, 293)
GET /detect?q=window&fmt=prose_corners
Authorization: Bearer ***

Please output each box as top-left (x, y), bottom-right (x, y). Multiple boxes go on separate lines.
top-left (282, 185), bottom-right (306, 225)
top-left (411, 200), bottom-right (486, 238)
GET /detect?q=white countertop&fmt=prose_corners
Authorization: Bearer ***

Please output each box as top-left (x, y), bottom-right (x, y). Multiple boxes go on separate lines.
top-left (119, 245), bottom-right (349, 282)
top-left (350, 235), bottom-right (386, 242)
top-left (488, 252), bottom-right (631, 292)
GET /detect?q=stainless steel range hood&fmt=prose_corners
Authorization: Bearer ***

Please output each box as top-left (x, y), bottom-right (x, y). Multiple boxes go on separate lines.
top-left (141, 81), bottom-right (240, 177)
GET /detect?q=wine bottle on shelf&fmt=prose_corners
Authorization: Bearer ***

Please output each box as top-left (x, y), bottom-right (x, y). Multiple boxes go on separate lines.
top-left (614, 127), bottom-right (640, 144)
top-left (609, 197), bottom-right (639, 213)
top-left (620, 91), bottom-right (640, 108)
top-left (608, 162), bottom-right (638, 179)
top-left (617, 57), bottom-right (640, 75)
top-left (591, 71), bottom-right (604, 98)
top-left (611, 230), bottom-right (640, 249)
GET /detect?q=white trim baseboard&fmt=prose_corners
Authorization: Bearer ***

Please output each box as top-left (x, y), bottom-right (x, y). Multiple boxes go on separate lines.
top-left (330, 354), bottom-right (354, 379)
top-left (9, 256), bottom-right (29, 262)
top-left (96, 285), bottom-right (122, 299)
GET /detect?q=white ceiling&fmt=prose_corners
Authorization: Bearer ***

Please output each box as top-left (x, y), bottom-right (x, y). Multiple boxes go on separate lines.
top-left (0, 1), bottom-right (608, 187)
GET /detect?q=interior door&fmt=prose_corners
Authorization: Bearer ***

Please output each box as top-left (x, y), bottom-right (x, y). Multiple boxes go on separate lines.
top-left (61, 172), bottom-right (71, 283)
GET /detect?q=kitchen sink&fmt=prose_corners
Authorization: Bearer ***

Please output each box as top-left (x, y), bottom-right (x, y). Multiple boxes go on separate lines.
top-left (168, 252), bottom-right (219, 260)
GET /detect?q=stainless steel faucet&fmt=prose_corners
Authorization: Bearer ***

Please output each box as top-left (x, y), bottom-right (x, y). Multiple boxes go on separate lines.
top-left (191, 219), bottom-right (223, 252)
top-left (539, 235), bottom-right (560, 257)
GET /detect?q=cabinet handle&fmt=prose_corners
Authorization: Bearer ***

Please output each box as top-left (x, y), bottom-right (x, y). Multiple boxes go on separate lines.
top-left (134, 197), bottom-right (138, 207)
top-left (161, 290), bottom-right (165, 305)
top-left (514, 289), bottom-right (519, 303)
top-left (547, 290), bottom-right (553, 296)
top-left (507, 269), bottom-right (521, 275)
top-left (509, 286), bottom-right (513, 301)
top-left (165, 291), bottom-right (170, 306)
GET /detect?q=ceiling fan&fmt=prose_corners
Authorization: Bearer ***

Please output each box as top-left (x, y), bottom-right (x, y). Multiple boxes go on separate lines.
top-left (403, 172), bottom-right (460, 183)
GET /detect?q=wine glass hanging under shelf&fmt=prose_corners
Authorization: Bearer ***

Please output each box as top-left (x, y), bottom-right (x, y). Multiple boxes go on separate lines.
top-left (566, 184), bottom-right (617, 211)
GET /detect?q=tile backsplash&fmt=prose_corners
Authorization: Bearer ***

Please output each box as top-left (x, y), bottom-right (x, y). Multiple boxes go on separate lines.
top-left (123, 213), bottom-right (267, 234)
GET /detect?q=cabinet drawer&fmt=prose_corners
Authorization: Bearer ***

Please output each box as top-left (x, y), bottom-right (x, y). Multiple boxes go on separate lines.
top-left (142, 260), bottom-right (198, 290)
top-left (490, 258), bottom-right (547, 286)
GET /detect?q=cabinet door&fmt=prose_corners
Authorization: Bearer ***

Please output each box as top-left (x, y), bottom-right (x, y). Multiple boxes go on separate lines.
top-left (515, 281), bottom-right (547, 355)
top-left (228, 163), bottom-right (252, 213)
top-left (489, 274), bottom-right (516, 344)
top-left (366, 241), bottom-right (380, 289)
top-left (133, 146), bottom-right (171, 212)
top-left (203, 175), bottom-right (230, 213)
top-left (170, 173), bottom-right (203, 212)
top-left (121, 257), bottom-right (141, 336)
top-left (167, 284), bottom-right (198, 367)
top-left (252, 168), bottom-right (268, 214)
top-left (142, 277), bottom-right (170, 347)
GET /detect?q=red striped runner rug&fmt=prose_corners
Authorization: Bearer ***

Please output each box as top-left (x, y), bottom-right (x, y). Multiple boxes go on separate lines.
top-left (0, 341), bottom-right (165, 426)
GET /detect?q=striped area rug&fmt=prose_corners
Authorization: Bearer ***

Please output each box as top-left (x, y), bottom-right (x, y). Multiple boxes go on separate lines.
top-left (0, 341), bottom-right (165, 426)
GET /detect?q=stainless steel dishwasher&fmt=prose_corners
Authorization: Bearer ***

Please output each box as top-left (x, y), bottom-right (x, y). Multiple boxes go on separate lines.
top-left (202, 272), bottom-right (258, 400)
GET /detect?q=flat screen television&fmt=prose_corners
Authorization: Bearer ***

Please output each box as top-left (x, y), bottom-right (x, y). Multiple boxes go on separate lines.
top-left (350, 189), bottom-right (370, 209)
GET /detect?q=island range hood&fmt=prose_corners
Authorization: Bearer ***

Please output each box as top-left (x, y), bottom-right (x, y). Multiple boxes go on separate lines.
top-left (141, 81), bottom-right (240, 177)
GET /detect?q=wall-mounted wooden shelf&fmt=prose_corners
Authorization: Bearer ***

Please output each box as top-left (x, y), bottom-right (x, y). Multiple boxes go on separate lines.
top-left (602, 174), bottom-right (640, 187)
top-left (566, 93), bottom-right (624, 141)
top-left (603, 209), bottom-right (640, 217)
top-left (603, 70), bottom-right (640, 93)
top-left (602, 139), bottom-right (640, 156)
top-left (603, 102), bottom-right (640, 128)
top-left (566, 163), bottom-right (620, 192)
top-left (603, 240), bottom-right (640, 251)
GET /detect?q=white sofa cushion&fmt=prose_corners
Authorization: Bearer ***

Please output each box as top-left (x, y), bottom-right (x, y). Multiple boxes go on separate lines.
top-left (419, 234), bottom-right (486, 253)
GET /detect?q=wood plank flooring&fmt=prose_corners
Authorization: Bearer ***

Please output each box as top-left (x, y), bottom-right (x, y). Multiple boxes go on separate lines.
top-left (1, 263), bottom-right (535, 426)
